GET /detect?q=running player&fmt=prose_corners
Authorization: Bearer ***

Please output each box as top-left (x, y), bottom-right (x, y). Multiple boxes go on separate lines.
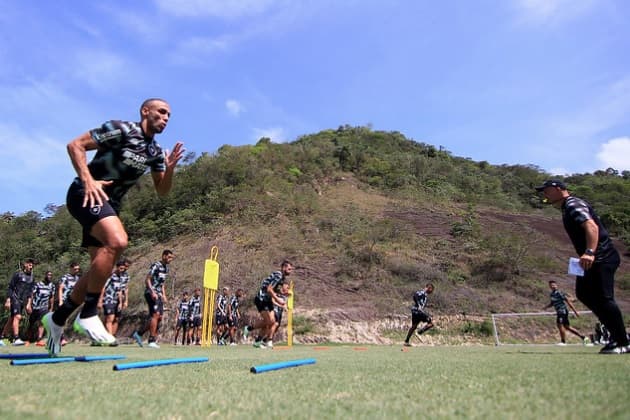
top-left (403, 283), bottom-right (435, 346)
top-left (250, 260), bottom-right (294, 348)
top-left (544, 280), bottom-right (589, 345)
top-left (43, 98), bottom-right (184, 355)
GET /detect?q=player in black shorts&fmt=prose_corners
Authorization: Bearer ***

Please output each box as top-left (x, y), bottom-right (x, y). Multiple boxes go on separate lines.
top-left (132, 250), bottom-right (175, 348)
top-left (4, 258), bottom-right (35, 345)
top-left (250, 260), bottom-right (294, 348)
top-left (29, 271), bottom-right (56, 346)
top-left (188, 288), bottom-right (202, 345)
top-left (215, 287), bottom-right (230, 345)
top-left (101, 261), bottom-right (125, 336)
top-left (43, 98), bottom-right (184, 356)
top-left (403, 283), bottom-right (435, 347)
top-left (227, 288), bottom-right (245, 345)
top-left (544, 280), bottom-right (589, 345)
top-left (174, 291), bottom-right (191, 345)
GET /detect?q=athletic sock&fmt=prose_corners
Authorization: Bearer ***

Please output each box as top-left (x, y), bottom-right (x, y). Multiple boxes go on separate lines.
top-left (53, 298), bottom-right (80, 325)
top-left (79, 292), bottom-right (101, 318)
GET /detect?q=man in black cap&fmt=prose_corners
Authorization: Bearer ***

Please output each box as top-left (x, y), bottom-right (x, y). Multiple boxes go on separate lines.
top-left (536, 180), bottom-right (628, 354)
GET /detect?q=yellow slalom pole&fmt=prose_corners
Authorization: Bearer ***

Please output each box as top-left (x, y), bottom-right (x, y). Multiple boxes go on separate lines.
top-left (287, 280), bottom-right (294, 347)
top-left (201, 246), bottom-right (219, 347)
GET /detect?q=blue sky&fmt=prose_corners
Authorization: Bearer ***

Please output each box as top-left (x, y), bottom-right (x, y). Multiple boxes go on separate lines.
top-left (1, 0), bottom-right (629, 215)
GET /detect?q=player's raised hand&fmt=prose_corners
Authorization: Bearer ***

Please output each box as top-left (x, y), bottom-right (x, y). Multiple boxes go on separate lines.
top-left (165, 141), bottom-right (185, 171)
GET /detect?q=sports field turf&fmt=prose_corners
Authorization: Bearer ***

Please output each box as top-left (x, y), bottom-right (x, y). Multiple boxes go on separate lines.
top-left (1, 343), bottom-right (628, 419)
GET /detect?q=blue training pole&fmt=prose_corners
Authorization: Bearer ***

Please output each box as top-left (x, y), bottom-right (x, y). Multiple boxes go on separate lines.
top-left (11, 357), bottom-right (75, 366)
top-left (113, 357), bottom-right (209, 371)
top-left (250, 358), bottom-right (316, 374)
top-left (0, 353), bottom-right (50, 360)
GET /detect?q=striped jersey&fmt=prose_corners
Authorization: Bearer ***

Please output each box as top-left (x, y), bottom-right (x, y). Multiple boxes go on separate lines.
top-left (32, 281), bottom-right (55, 310)
top-left (59, 272), bottom-right (80, 303)
top-left (189, 295), bottom-right (201, 319)
top-left (146, 261), bottom-right (169, 297)
top-left (80, 120), bottom-right (166, 211)
top-left (257, 271), bottom-right (285, 300)
top-left (103, 274), bottom-right (122, 305)
top-left (216, 294), bottom-right (228, 316)
top-left (549, 289), bottom-right (569, 314)
top-left (177, 299), bottom-right (190, 320)
top-left (412, 289), bottom-right (429, 313)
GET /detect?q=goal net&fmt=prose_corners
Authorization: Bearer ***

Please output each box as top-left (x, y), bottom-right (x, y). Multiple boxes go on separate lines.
top-left (490, 311), bottom-right (597, 346)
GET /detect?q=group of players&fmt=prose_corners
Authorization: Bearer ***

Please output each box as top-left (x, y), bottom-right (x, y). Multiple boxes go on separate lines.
top-left (1, 259), bottom-right (128, 347)
top-left (2, 250), bottom-right (294, 350)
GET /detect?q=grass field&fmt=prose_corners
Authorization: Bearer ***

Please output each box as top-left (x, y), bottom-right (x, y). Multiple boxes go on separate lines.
top-left (1, 342), bottom-right (628, 419)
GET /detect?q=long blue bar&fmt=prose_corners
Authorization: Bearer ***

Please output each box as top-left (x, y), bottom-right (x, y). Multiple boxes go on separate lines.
top-left (113, 357), bottom-right (209, 371)
top-left (250, 358), bottom-right (316, 374)
top-left (11, 357), bottom-right (75, 366)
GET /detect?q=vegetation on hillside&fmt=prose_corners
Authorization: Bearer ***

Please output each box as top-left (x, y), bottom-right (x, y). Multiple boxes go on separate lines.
top-left (2, 126), bottom-right (629, 326)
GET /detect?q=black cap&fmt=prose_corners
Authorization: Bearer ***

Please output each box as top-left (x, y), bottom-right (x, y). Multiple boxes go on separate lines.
top-left (534, 180), bottom-right (567, 192)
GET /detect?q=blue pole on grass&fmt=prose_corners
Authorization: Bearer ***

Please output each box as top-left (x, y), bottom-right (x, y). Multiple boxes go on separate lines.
top-left (10, 357), bottom-right (75, 366)
top-left (113, 357), bottom-right (209, 371)
top-left (250, 358), bottom-right (316, 374)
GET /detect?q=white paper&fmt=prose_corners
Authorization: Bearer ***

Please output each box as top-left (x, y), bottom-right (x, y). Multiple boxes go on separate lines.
top-left (568, 257), bottom-right (584, 276)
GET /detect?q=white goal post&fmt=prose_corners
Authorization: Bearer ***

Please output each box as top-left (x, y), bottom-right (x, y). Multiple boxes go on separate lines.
top-left (491, 311), bottom-right (594, 346)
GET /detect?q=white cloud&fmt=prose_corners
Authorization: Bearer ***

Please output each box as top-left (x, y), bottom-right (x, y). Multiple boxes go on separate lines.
top-left (155, 0), bottom-right (279, 19)
top-left (225, 99), bottom-right (244, 117)
top-left (596, 137), bottom-right (630, 171)
top-left (0, 123), bottom-right (72, 188)
top-left (71, 49), bottom-right (135, 91)
top-left (252, 127), bottom-right (287, 142)
top-left (169, 35), bottom-right (231, 64)
top-left (514, 0), bottom-right (598, 24)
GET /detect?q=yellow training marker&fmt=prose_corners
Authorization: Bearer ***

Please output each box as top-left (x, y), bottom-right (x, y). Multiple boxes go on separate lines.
top-left (201, 246), bottom-right (219, 347)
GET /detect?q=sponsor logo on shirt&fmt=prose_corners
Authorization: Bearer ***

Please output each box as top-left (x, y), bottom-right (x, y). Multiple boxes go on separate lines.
top-left (122, 150), bottom-right (148, 170)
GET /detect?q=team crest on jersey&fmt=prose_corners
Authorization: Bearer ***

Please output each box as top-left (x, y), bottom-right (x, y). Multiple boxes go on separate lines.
top-left (90, 205), bottom-right (102, 215)
top-left (147, 144), bottom-right (157, 156)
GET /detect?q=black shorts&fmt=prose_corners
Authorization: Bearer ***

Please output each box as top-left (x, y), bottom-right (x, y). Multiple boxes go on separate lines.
top-left (144, 292), bottom-right (164, 316)
top-left (66, 181), bottom-right (118, 248)
top-left (10, 298), bottom-right (24, 317)
top-left (192, 317), bottom-right (202, 328)
top-left (556, 312), bottom-right (570, 327)
top-left (254, 296), bottom-right (274, 312)
top-left (215, 314), bottom-right (227, 325)
top-left (411, 310), bottom-right (432, 325)
top-left (274, 307), bottom-right (284, 324)
top-left (29, 308), bottom-right (48, 324)
top-left (228, 315), bottom-right (239, 327)
top-left (103, 303), bottom-right (118, 316)
top-left (176, 319), bottom-right (189, 329)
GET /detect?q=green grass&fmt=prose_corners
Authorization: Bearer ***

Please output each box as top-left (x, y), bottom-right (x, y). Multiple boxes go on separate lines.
top-left (0, 343), bottom-right (628, 419)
